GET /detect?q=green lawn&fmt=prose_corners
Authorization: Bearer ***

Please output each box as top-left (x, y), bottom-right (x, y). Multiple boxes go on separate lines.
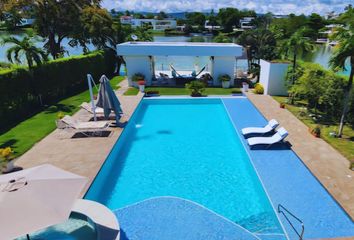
top-left (145, 87), bottom-right (242, 95)
top-left (124, 87), bottom-right (140, 95)
top-left (273, 96), bottom-right (354, 163)
top-left (0, 76), bottom-right (125, 158)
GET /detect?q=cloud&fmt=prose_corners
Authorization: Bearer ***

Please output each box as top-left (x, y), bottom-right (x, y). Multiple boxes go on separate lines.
top-left (101, 0), bottom-right (351, 15)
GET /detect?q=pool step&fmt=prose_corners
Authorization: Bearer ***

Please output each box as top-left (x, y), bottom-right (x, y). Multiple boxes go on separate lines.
top-left (114, 196), bottom-right (261, 240)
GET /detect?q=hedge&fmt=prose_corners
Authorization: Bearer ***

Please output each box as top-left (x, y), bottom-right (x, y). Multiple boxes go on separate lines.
top-left (0, 49), bottom-right (116, 130)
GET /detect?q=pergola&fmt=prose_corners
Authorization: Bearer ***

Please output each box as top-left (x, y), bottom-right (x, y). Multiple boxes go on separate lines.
top-left (117, 42), bottom-right (244, 86)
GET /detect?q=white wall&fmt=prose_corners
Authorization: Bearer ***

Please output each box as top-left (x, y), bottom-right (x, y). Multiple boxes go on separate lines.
top-left (124, 56), bottom-right (153, 86)
top-left (259, 59), bottom-right (289, 96)
top-left (212, 56), bottom-right (235, 86)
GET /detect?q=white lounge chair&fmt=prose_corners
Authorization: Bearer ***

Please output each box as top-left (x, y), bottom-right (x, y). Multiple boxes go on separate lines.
top-left (81, 102), bottom-right (105, 114)
top-left (242, 119), bottom-right (279, 136)
top-left (247, 127), bottom-right (288, 148)
top-left (59, 115), bottom-right (110, 137)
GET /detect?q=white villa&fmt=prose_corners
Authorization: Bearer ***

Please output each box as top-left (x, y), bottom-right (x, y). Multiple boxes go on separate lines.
top-left (240, 17), bottom-right (255, 30)
top-left (117, 42), bottom-right (243, 87)
top-left (120, 16), bottom-right (177, 31)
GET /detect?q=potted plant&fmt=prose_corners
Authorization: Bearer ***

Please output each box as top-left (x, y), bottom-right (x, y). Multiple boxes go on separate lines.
top-left (145, 90), bottom-right (160, 97)
top-left (138, 80), bottom-right (146, 92)
top-left (218, 74), bottom-right (231, 88)
top-left (185, 80), bottom-right (205, 97)
top-left (0, 147), bottom-right (15, 173)
top-left (310, 125), bottom-right (321, 138)
top-left (242, 82), bottom-right (249, 92)
top-left (132, 73), bottom-right (145, 87)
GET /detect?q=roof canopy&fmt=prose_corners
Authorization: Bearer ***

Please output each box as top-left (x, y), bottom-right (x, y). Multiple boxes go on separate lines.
top-left (117, 42), bottom-right (243, 57)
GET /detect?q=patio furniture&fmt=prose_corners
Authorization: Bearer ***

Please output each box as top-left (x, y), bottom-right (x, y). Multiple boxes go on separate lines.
top-left (0, 164), bottom-right (87, 240)
top-left (247, 127), bottom-right (288, 148)
top-left (81, 102), bottom-right (105, 115)
top-left (242, 119), bottom-right (279, 136)
top-left (59, 115), bottom-right (110, 137)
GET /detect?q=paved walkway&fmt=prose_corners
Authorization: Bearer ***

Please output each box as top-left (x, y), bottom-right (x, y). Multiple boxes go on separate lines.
top-left (16, 79), bottom-right (143, 195)
top-left (246, 93), bottom-right (354, 220)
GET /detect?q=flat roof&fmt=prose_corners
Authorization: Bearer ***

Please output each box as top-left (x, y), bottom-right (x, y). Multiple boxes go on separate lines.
top-left (117, 42), bottom-right (243, 57)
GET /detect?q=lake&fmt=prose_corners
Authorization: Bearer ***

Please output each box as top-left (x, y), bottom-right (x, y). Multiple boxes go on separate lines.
top-left (0, 31), bottom-right (350, 76)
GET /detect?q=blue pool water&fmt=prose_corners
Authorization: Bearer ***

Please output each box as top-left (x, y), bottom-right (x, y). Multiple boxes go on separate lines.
top-left (85, 98), bottom-right (283, 235)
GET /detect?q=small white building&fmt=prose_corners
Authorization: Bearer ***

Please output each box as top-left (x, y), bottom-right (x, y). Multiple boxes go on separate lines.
top-left (240, 17), bottom-right (255, 30)
top-left (259, 59), bottom-right (290, 96)
top-left (120, 16), bottom-right (177, 31)
top-left (117, 42), bottom-right (243, 86)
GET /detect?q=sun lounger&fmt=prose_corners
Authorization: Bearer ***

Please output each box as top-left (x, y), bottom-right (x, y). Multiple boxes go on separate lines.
top-left (58, 115), bottom-right (110, 137)
top-left (247, 127), bottom-right (288, 148)
top-left (242, 119), bottom-right (279, 136)
top-left (81, 102), bottom-right (105, 114)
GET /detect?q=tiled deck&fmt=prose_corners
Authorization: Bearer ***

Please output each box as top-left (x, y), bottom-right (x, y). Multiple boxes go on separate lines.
top-left (246, 93), bottom-right (354, 220)
top-left (15, 79), bottom-right (143, 195)
top-left (223, 97), bottom-right (354, 239)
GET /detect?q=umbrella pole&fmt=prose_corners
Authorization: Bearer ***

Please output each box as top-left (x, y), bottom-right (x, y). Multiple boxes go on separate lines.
top-left (26, 234), bottom-right (31, 240)
top-left (87, 74), bottom-right (97, 122)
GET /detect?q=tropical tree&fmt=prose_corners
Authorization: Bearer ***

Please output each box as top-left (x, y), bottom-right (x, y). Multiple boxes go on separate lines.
top-left (1, 34), bottom-right (48, 68)
top-left (281, 28), bottom-right (315, 86)
top-left (329, 6), bottom-right (354, 137)
top-left (237, 29), bottom-right (278, 71)
top-left (213, 33), bottom-right (232, 43)
top-left (217, 8), bottom-right (242, 32)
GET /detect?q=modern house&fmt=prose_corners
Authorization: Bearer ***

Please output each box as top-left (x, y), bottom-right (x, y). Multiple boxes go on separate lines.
top-left (117, 42), bottom-right (243, 86)
top-left (120, 16), bottom-right (177, 31)
top-left (204, 20), bottom-right (221, 31)
top-left (239, 17), bottom-right (255, 30)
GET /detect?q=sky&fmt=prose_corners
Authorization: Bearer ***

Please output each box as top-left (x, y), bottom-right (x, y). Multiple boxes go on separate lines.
top-left (101, 0), bottom-right (351, 15)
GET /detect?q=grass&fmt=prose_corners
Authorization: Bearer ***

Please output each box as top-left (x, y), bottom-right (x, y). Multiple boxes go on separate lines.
top-left (124, 87), bottom-right (140, 95)
top-left (0, 76), bottom-right (125, 158)
top-left (273, 96), bottom-right (354, 163)
top-left (145, 87), bottom-right (242, 95)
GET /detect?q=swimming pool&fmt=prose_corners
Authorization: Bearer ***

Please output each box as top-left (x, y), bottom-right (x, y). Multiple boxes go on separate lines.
top-left (85, 98), bottom-right (283, 235)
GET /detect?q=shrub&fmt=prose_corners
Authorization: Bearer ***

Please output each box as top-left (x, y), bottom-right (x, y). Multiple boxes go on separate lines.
top-left (0, 50), bottom-right (115, 130)
top-left (218, 74), bottom-right (231, 82)
top-left (253, 83), bottom-right (264, 94)
top-left (185, 80), bottom-right (205, 97)
top-left (310, 125), bottom-right (321, 137)
top-left (132, 73), bottom-right (145, 82)
top-left (287, 62), bottom-right (347, 121)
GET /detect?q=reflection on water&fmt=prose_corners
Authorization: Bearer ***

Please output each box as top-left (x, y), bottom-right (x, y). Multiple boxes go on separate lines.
top-left (0, 31), bottom-right (94, 63)
top-left (302, 44), bottom-right (350, 76)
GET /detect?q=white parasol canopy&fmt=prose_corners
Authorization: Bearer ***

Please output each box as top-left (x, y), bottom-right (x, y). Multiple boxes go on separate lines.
top-left (0, 164), bottom-right (88, 240)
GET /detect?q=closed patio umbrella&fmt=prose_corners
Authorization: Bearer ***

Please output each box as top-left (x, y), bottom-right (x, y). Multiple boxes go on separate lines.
top-left (0, 164), bottom-right (88, 240)
top-left (96, 75), bottom-right (123, 124)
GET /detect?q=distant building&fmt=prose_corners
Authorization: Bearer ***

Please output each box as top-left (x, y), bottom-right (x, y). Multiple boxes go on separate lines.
top-left (239, 17), bottom-right (255, 30)
top-left (204, 20), bottom-right (221, 30)
top-left (119, 16), bottom-right (177, 31)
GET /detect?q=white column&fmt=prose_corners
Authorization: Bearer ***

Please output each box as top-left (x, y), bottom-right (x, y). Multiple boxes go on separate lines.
top-left (123, 55), bottom-right (153, 86)
top-left (211, 56), bottom-right (235, 86)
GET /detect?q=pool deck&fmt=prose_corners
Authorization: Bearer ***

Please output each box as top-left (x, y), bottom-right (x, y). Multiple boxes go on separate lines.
top-left (15, 79), bottom-right (144, 195)
top-left (245, 93), bottom-right (354, 220)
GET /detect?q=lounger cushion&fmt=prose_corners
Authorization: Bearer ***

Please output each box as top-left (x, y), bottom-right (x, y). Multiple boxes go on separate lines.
top-left (241, 119), bottom-right (278, 135)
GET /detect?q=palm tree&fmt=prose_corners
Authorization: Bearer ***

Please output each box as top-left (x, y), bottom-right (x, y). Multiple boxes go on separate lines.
top-left (281, 28), bottom-right (316, 86)
top-left (1, 34), bottom-right (48, 68)
top-left (329, 6), bottom-right (354, 137)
